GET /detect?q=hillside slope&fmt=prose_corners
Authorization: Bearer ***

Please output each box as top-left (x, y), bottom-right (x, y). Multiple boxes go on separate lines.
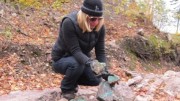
top-left (0, 1), bottom-right (180, 100)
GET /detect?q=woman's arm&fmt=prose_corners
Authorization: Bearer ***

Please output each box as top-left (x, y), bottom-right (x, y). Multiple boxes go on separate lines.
top-left (61, 18), bottom-right (90, 64)
top-left (95, 26), bottom-right (106, 63)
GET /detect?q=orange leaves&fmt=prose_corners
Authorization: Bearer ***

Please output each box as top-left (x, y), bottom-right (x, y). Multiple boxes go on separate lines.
top-left (0, 78), bottom-right (11, 95)
top-left (135, 86), bottom-right (149, 96)
top-left (0, 71), bottom-right (62, 95)
top-left (0, 72), bottom-right (2, 78)
top-left (0, 52), bottom-right (62, 95)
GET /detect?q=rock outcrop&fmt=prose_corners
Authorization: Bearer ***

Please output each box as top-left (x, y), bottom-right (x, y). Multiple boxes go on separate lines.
top-left (0, 70), bottom-right (180, 101)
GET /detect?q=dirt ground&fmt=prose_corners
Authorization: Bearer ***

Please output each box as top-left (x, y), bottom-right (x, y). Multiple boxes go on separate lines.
top-left (0, 1), bottom-right (179, 95)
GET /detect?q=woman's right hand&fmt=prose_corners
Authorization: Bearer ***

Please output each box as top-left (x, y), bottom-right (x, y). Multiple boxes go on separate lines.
top-left (86, 60), bottom-right (106, 75)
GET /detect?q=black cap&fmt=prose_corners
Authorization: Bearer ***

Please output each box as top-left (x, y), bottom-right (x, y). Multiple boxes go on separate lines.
top-left (81, 0), bottom-right (103, 17)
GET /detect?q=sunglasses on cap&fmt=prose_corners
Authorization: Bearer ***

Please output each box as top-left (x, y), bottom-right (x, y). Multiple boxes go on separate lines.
top-left (88, 16), bottom-right (103, 22)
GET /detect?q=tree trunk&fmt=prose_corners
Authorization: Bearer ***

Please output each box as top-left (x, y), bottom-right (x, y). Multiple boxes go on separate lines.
top-left (176, 8), bottom-right (180, 34)
top-left (176, 18), bottom-right (179, 34)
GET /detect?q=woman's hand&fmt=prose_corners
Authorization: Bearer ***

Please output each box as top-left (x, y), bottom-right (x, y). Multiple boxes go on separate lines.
top-left (91, 60), bottom-right (106, 75)
top-left (86, 59), bottom-right (106, 75)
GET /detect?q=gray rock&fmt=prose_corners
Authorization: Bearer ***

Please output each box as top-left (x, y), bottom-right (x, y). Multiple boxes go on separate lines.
top-left (1, 70), bottom-right (180, 101)
top-left (114, 82), bottom-right (135, 101)
top-left (163, 71), bottom-right (180, 97)
top-left (134, 95), bottom-right (151, 101)
top-left (97, 81), bottom-right (114, 101)
top-left (127, 75), bottom-right (143, 86)
top-left (0, 88), bottom-right (61, 101)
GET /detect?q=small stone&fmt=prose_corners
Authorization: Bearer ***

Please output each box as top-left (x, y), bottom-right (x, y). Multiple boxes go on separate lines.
top-left (89, 87), bottom-right (98, 92)
top-left (78, 89), bottom-right (96, 95)
top-left (176, 93), bottom-right (180, 99)
top-left (134, 95), bottom-right (148, 101)
top-left (70, 96), bottom-right (86, 101)
top-left (59, 98), bottom-right (68, 101)
top-left (12, 13), bottom-right (17, 17)
top-left (45, 63), bottom-right (49, 67)
top-left (127, 76), bottom-right (143, 86)
top-left (0, 9), bottom-right (4, 17)
top-left (89, 95), bottom-right (95, 100)
top-left (107, 75), bottom-right (120, 85)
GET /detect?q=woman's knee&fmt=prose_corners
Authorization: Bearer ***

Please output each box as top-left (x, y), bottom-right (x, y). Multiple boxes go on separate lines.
top-left (78, 76), bottom-right (101, 86)
top-left (66, 57), bottom-right (83, 71)
top-left (52, 61), bottom-right (64, 73)
top-left (52, 56), bottom-right (84, 74)
top-left (91, 78), bottom-right (101, 86)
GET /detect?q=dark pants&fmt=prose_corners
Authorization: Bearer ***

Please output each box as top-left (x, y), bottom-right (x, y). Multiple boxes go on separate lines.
top-left (52, 56), bottom-right (101, 93)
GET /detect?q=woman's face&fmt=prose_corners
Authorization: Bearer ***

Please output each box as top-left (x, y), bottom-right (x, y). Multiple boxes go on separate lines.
top-left (87, 16), bottom-right (103, 29)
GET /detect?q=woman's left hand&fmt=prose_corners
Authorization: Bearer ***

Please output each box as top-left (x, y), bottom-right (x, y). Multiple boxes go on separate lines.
top-left (90, 60), bottom-right (106, 75)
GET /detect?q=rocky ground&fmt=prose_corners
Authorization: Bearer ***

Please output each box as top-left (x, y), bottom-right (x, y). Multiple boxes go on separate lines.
top-left (0, 70), bottom-right (180, 101)
top-left (0, 1), bottom-right (180, 101)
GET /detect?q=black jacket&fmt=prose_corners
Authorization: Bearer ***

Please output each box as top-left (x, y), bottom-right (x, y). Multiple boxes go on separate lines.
top-left (51, 11), bottom-right (106, 65)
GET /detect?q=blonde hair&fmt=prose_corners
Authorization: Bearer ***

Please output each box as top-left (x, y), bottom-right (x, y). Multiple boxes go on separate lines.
top-left (77, 10), bottom-right (104, 33)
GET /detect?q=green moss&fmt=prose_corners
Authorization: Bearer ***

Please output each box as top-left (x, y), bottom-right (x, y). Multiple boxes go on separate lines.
top-left (0, 27), bottom-right (13, 39)
top-left (17, 0), bottom-right (42, 9)
top-left (127, 22), bottom-right (137, 28)
top-left (52, 0), bottom-right (70, 10)
top-left (141, 60), bottom-right (162, 72)
top-left (171, 34), bottom-right (180, 45)
top-left (148, 35), bottom-right (170, 49)
top-left (123, 34), bottom-right (176, 71)
top-left (125, 49), bottom-right (138, 71)
top-left (148, 35), bottom-right (172, 57)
